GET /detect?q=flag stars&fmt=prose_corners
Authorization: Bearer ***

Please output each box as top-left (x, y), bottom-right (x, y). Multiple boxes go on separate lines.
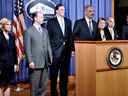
top-left (14, 0), bottom-right (24, 15)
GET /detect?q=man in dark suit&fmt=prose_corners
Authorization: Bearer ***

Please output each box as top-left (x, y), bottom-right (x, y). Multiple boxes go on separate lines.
top-left (104, 17), bottom-right (118, 40)
top-left (47, 4), bottom-right (74, 96)
top-left (73, 5), bottom-right (97, 41)
top-left (24, 11), bottom-right (52, 96)
top-left (122, 14), bottom-right (128, 40)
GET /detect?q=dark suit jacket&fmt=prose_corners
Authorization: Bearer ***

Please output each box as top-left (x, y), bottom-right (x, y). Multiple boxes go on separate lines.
top-left (96, 29), bottom-right (110, 41)
top-left (47, 17), bottom-right (74, 59)
top-left (0, 31), bottom-right (17, 68)
top-left (104, 27), bottom-right (118, 40)
top-left (122, 24), bottom-right (128, 40)
top-left (73, 18), bottom-right (97, 41)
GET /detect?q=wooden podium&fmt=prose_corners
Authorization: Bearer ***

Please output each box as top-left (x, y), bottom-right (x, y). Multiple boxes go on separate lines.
top-left (75, 40), bottom-right (128, 96)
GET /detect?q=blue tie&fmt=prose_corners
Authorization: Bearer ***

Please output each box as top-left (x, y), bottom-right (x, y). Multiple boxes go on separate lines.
top-left (89, 21), bottom-right (92, 35)
top-left (38, 27), bottom-right (43, 38)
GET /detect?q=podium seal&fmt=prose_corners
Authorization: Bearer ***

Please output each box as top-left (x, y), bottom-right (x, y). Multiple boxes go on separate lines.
top-left (107, 47), bottom-right (123, 69)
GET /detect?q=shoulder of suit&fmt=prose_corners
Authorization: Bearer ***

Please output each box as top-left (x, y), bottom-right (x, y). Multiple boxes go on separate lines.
top-left (123, 24), bottom-right (128, 27)
top-left (104, 27), bottom-right (108, 30)
top-left (0, 31), bottom-right (15, 40)
top-left (24, 26), bottom-right (34, 32)
top-left (77, 18), bottom-right (85, 22)
top-left (47, 18), bottom-right (57, 23)
top-left (113, 28), bottom-right (117, 32)
top-left (64, 17), bottom-right (71, 21)
top-left (9, 33), bottom-right (15, 38)
top-left (104, 27), bottom-right (112, 33)
top-left (64, 18), bottom-right (71, 24)
top-left (42, 27), bottom-right (48, 32)
top-left (9, 34), bottom-right (15, 41)
top-left (75, 18), bottom-right (86, 24)
top-left (92, 20), bottom-right (97, 24)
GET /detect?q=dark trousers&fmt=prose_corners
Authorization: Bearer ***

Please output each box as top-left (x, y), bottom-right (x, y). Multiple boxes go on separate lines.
top-left (29, 67), bottom-right (48, 96)
top-left (50, 46), bottom-right (71, 96)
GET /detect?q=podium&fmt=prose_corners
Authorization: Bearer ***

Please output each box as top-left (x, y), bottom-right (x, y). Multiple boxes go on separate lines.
top-left (75, 40), bottom-right (128, 96)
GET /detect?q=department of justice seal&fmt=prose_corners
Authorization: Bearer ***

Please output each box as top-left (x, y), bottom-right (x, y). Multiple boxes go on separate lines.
top-left (107, 47), bottom-right (123, 69)
top-left (25, 0), bottom-right (56, 23)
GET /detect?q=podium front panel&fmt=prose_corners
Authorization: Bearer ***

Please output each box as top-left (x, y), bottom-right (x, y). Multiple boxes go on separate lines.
top-left (75, 41), bottom-right (128, 96)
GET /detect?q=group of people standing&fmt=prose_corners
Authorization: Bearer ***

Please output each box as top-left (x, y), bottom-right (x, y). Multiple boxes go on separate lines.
top-left (73, 5), bottom-right (118, 41)
top-left (24, 4), bottom-right (75, 96)
top-left (0, 3), bottom-right (127, 96)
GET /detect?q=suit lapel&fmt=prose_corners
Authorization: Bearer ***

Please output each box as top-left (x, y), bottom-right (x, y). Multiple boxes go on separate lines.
top-left (64, 18), bottom-right (67, 37)
top-left (83, 18), bottom-right (91, 36)
top-left (42, 28), bottom-right (46, 42)
top-left (92, 21), bottom-right (96, 36)
top-left (32, 25), bottom-right (43, 39)
top-left (8, 34), bottom-right (12, 49)
top-left (1, 32), bottom-right (9, 48)
top-left (113, 29), bottom-right (118, 39)
top-left (55, 18), bottom-right (64, 37)
top-left (106, 27), bottom-right (112, 39)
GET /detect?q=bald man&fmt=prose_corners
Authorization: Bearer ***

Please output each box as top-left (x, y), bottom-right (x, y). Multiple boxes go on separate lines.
top-left (104, 17), bottom-right (118, 40)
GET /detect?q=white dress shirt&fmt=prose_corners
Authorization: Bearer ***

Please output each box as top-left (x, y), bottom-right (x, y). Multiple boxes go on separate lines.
top-left (33, 24), bottom-right (42, 32)
top-left (85, 16), bottom-right (93, 31)
top-left (57, 16), bottom-right (65, 35)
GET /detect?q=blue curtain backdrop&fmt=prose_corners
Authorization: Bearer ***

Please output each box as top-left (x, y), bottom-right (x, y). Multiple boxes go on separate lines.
top-left (0, 0), bottom-right (112, 82)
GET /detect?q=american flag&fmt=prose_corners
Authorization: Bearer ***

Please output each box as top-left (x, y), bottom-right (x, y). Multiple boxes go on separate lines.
top-left (13, 0), bottom-right (26, 65)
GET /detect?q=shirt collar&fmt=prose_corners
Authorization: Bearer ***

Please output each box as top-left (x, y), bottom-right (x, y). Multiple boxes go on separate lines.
top-left (57, 16), bottom-right (64, 21)
top-left (85, 16), bottom-right (92, 22)
top-left (108, 27), bottom-right (113, 31)
top-left (33, 24), bottom-right (41, 30)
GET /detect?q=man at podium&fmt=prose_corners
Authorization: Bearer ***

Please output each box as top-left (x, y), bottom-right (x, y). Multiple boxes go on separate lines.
top-left (73, 5), bottom-right (97, 41)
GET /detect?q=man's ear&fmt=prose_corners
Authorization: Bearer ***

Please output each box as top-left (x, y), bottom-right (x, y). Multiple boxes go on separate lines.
top-left (34, 17), bottom-right (37, 21)
top-left (56, 10), bottom-right (58, 14)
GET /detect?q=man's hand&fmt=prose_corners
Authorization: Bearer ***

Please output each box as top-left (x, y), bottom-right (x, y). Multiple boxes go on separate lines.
top-left (72, 51), bottom-right (75, 56)
top-left (29, 62), bottom-right (35, 69)
top-left (48, 63), bottom-right (52, 67)
top-left (14, 65), bottom-right (17, 72)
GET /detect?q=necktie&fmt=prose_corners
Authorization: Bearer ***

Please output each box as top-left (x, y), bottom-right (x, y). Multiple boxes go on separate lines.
top-left (89, 21), bottom-right (92, 35)
top-left (110, 29), bottom-right (114, 40)
top-left (38, 27), bottom-right (43, 38)
top-left (60, 18), bottom-right (64, 35)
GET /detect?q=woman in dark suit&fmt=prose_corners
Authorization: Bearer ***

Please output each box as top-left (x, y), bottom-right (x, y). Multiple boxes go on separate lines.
top-left (0, 18), bottom-right (17, 96)
top-left (96, 18), bottom-right (109, 41)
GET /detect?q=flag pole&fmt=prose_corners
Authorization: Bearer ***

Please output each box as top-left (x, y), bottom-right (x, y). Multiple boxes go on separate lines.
top-left (13, 66), bottom-right (24, 91)
top-left (13, 0), bottom-right (24, 91)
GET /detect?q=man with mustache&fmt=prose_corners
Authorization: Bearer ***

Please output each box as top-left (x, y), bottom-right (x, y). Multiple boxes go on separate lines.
top-left (73, 5), bottom-right (97, 41)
